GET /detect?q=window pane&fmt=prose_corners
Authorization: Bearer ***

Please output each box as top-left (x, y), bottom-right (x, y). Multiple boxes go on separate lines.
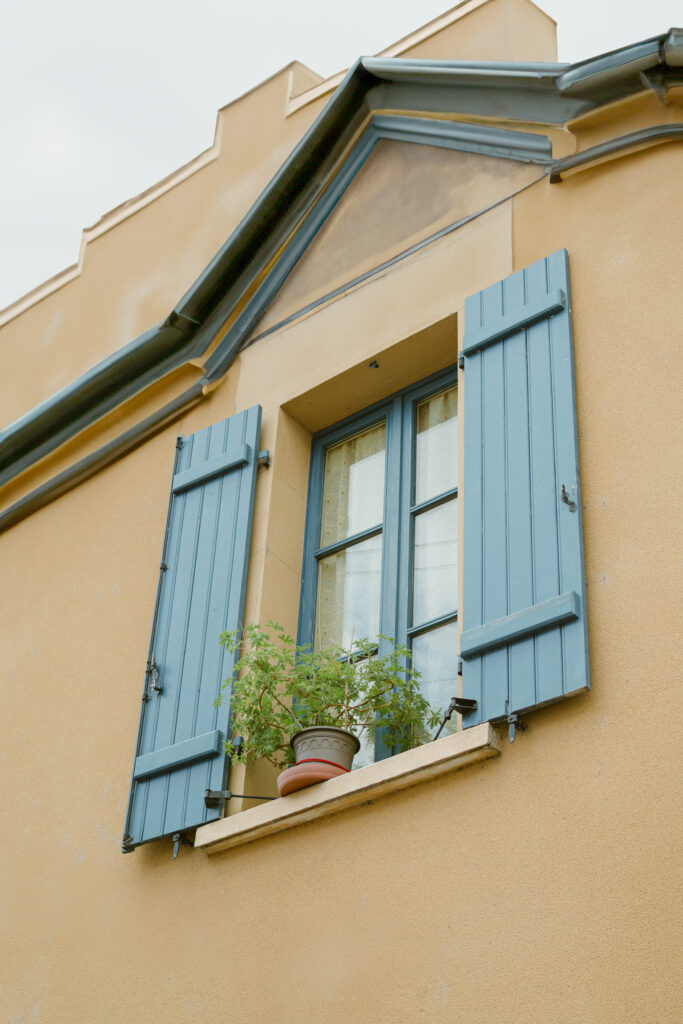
top-left (347, 658), bottom-right (376, 770)
top-left (412, 498), bottom-right (457, 626)
top-left (415, 386), bottom-right (458, 505)
top-left (412, 622), bottom-right (459, 739)
top-left (320, 422), bottom-right (386, 547)
top-left (315, 534), bottom-right (382, 650)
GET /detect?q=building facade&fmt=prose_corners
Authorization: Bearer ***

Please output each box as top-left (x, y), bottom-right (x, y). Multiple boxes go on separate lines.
top-left (1, 2), bottom-right (682, 1020)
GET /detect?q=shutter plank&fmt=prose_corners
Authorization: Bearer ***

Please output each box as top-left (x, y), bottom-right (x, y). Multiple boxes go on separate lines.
top-left (527, 258), bottom-right (564, 707)
top-left (461, 250), bottom-right (588, 726)
top-left (134, 730), bottom-right (223, 780)
top-left (481, 280), bottom-right (509, 723)
top-left (145, 429), bottom-right (210, 843)
top-left (172, 443), bottom-right (250, 494)
top-left (503, 265), bottom-right (537, 715)
top-left (460, 591), bottom-right (579, 658)
top-left (461, 305), bottom-right (484, 726)
top-left (162, 421), bottom-right (228, 838)
top-left (462, 289), bottom-right (566, 356)
top-left (547, 249), bottom-right (589, 697)
top-left (176, 411), bottom-right (257, 836)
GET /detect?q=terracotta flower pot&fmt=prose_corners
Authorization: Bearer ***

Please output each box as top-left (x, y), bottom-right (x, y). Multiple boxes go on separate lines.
top-left (276, 726), bottom-right (361, 797)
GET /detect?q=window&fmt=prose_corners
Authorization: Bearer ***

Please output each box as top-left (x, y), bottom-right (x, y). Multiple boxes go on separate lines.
top-left (124, 247), bottom-right (589, 851)
top-left (298, 368), bottom-right (460, 762)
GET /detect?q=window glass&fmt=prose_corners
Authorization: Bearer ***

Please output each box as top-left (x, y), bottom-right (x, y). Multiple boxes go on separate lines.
top-left (320, 423), bottom-right (386, 547)
top-left (412, 498), bottom-right (458, 626)
top-left (303, 369), bottom-right (459, 767)
top-left (415, 386), bottom-right (458, 505)
top-left (411, 621), bottom-right (460, 738)
top-left (315, 534), bottom-right (382, 650)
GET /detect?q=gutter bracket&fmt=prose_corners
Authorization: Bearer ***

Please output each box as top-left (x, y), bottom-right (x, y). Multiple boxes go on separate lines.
top-left (639, 69), bottom-right (669, 104)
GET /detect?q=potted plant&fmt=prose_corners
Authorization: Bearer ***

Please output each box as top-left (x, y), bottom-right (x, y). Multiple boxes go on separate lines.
top-left (216, 622), bottom-right (440, 796)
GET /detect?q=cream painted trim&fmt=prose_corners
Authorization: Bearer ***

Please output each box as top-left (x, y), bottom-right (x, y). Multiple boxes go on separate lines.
top-left (195, 723), bottom-right (502, 855)
top-left (285, 0), bottom-right (494, 117)
top-left (285, 68), bottom-right (347, 117)
top-left (377, 0), bottom-right (495, 57)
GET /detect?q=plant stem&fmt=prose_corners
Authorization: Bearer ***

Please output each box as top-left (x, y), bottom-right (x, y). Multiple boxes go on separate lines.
top-left (269, 684), bottom-right (304, 729)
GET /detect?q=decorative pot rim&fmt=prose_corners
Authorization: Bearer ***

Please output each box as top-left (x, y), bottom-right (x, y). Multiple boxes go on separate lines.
top-left (289, 725), bottom-right (361, 754)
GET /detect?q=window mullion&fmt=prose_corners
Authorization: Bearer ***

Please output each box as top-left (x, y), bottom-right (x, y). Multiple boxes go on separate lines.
top-left (395, 392), bottom-right (415, 654)
top-left (296, 434), bottom-right (326, 649)
top-left (378, 394), bottom-right (403, 650)
top-left (314, 523), bottom-right (383, 560)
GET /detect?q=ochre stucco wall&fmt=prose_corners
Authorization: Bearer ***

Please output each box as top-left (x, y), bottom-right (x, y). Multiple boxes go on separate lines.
top-left (1, 20), bottom-right (682, 1024)
top-left (2, 134), bottom-right (682, 1022)
top-left (0, 65), bottom-right (325, 427)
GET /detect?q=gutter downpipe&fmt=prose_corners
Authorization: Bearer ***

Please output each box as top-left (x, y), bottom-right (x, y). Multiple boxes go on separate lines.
top-left (663, 28), bottom-right (683, 65)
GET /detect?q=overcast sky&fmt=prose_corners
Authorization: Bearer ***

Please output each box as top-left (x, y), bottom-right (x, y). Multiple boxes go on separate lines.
top-left (1, 0), bottom-right (680, 310)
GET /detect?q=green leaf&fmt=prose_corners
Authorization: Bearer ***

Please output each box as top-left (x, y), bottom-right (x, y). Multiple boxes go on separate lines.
top-left (216, 623), bottom-right (444, 768)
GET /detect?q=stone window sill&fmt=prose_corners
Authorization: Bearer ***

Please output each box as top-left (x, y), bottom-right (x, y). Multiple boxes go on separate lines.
top-left (194, 722), bottom-right (501, 855)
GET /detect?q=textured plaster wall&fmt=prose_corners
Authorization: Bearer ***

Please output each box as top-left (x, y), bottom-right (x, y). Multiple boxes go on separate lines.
top-left (255, 140), bottom-right (541, 336)
top-left (0, 66), bottom-right (324, 428)
top-left (1, 18), bottom-right (682, 1024)
top-left (0, 0), bottom-right (558, 434)
top-left (1, 135), bottom-right (681, 1022)
top-left (397, 0), bottom-right (557, 64)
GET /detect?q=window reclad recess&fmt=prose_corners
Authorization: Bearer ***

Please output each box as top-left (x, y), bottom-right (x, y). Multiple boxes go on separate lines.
top-left (460, 249), bottom-right (589, 726)
top-left (123, 406), bottom-right (262, 851)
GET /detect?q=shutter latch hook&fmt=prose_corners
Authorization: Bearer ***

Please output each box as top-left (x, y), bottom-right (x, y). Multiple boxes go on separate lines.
top-left (171, 832), bottom-right (192, 859)
top-left (507, 714), bottom-right (528, 742)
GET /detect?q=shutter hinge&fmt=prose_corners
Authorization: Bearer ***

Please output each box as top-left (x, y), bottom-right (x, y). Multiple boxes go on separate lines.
top-left (257, 449), bottom-right (270, 468)
top-left (432, 696), bottom-right (478, 740)
top-left (204, 789), bottom-right (277, 809)
top-left (159, 561), bottom-right (168, 572)
top-left (176, 437), bottom-right (183, 450)
top-left (146, 656), bottom-right (162, 694)
top-left (458, 352), bottom-right (465, 370)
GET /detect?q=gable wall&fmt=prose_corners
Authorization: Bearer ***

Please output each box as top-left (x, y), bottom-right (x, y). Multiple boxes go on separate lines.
top-left (0, 0), bottom-right (559, 434)
top-left (0, 66), bottom-right (324, 428)
top-left (1, 107), bottom-right (681, 1020)
top-left (1, 2), bottom-right (682, 1017)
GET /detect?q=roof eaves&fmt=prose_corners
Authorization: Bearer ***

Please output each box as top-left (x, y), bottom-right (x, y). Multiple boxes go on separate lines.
top-left (2, 31), bottom-right (681, 491)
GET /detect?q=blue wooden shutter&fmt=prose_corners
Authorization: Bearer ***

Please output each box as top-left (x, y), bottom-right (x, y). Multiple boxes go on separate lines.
top-left (122, 405), bottom-right (262, 850)
top-left (460, 250), bottom-right (588, 728)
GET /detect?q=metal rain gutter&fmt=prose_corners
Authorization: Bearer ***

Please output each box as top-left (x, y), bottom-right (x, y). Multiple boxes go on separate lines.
top-left (557, 37), bottom-right (662, 93)
top-left (557, 29), bottom-right (683, 93)
top-left (1, 29), bottom-right (681, 522)
top-left (549, 123), bottom-right (683, 182)
top-left (0, 59), bottom-right (377, 486)
top-left (173, 58), bottom-right (376, 324)
top-left (663, 28), bottom-right (683, 65)
top-left (0, 380), bottom-right (207, 534)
